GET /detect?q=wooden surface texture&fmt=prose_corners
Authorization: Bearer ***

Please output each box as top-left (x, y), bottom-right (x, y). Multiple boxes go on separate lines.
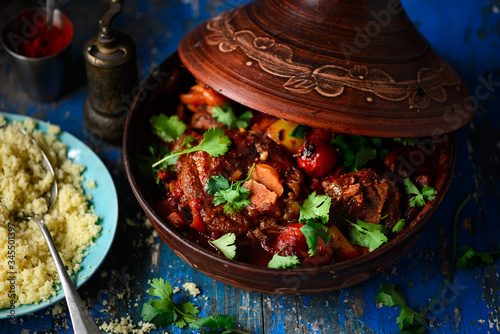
top-left (0, 0), bottom-right (499, 333)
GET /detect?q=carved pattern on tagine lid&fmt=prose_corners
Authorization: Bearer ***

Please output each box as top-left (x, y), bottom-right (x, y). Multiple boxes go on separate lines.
top-left (204, 9), bottom-right (462, 110)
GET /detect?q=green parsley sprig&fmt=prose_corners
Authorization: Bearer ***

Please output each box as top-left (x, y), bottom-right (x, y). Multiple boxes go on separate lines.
top-left (377, 196), bottom-right (478, 333)
top-left (150, 114), bottom-right (187, 142)
top-left (152, 127), bottom-right (231, 168)
top-left (376, 284), bottom-right (426, 332)
top-left (456, 245), bottom-right (500, 270)
top-left (391, 219), bottom-right (407, 234)
top-left (140, 144), bottom-right (177, 181)
top-left (394, 138), bottom-right (417, 146)
top-left (205, 163), bottom-right (255, 214)
top-left (404, 178), bottom-right (437, 207)
top-left (210, 233), bottom-right (237, 259)
top-left (290, 125), bottom-right (308, 139)
top-left (211, 103), bottom-right (253, 130)
top-left (330, 134), bottom-right (380, 172)
top-left (142, 278), bottom-right (250, 333)
top-left (268, 252), bottom-right (301, 269)
top-left (347, 219), bottom-right (388, 252)
top-left (141, 278), bottom-right (199, 328)
top-left (294, 192), bottom-right (332, 256)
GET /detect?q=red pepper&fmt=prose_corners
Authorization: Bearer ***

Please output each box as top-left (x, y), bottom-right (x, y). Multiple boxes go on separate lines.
top-left (155, 169), bottom-right (169, 183)
top-left (166, 212), bottom-right (187, 229)
top-left (188, 199), bottom-right (206, 233)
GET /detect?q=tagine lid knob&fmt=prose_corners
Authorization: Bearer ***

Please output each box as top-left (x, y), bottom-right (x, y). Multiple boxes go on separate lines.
top-left (178, 0), bottom-right (474, 138)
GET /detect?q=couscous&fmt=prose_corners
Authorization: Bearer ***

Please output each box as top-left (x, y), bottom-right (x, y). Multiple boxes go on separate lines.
top-left (0, 116), bottom-right (100, 308)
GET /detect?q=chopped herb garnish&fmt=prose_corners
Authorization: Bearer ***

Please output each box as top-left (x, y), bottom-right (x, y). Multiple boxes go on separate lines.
top-left (456, 246), bottom-right (500, 270)
top-left (152, 127), bottom-right (231, 168)
top-left (290, 125), bottom-right (308, 139)
top-left (355, 147), bottom-right (377, 171)
top-left (268, 252), bottom-right (300, 269)
top-left (300, 221), bottom-right (331, 256)
top-left (331, 134), bottom-right (380, 172)
top-left (142, 278), bottom-right (250, 333)
top-left (296, 192), bottom-right (331, 224)
top-left (150, 114), bottom-right (187, 142)
top-left (211, 103), bottom-right (253, 129)
top-left (141, 278), bottom-right (199, 328)
top-left (391, 219), bottom-right (407, 234)
top-left (210, 233), bottom-right (237, 259)
top-left (293, 192), bottom-right (332, 256)
top-left (376, 284), bottom-right (425, 331)
top-left (205, 163), bottom-right (255, 214)
top-left (139, 144), bottom-right (177, 180)
top-left (347, 219), bottom-right (388, 252)
top-left (394, 138), bottom-right (417, 146)
top-left (404, 177), bottom-right (437, 207)
top-left (376, 196), bottom-right (477, 332)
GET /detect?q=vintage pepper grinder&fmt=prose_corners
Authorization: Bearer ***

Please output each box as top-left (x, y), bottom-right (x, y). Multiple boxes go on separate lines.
top-left (83, 0), bottom-right (138, 142)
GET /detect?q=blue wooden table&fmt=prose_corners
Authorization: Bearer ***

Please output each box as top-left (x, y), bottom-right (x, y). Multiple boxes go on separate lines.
top-left (1, 0), bottom-right (499, 333)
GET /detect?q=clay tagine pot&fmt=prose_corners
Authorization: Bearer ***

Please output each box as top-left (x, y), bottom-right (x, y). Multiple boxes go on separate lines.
top-left (123, 0), bottom-right (473, 295)
top-left (179, 0), bottom-right (473, 137)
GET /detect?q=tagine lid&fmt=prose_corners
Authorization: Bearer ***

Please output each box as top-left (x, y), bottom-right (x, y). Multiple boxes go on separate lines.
top-left (178, 0), bottom-right (474, 138)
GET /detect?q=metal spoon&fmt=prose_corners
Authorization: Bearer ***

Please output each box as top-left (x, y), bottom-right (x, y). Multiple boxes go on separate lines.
top-left (0, 124), bottom-right (101, 333)
top-left (46, 0), bottom-right (55, 29)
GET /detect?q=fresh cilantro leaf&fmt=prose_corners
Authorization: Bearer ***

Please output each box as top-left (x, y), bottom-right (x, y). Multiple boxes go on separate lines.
top-left (205, 164), bottom-right (255, 214)
top-left (153, 127), bottom-right (231, 168)
top-left (149, 278), bottom-right (173, 300)
top-left (151, 298), bottom-right (173, 313)
top-left (376, 284), bottom-right (424, 332)
top-left (267, 252), bottom-right (300, 269)
top-left (211, 103), bottom-right (253, 129)
top-left (478, 252), bottom-right (495, 264)
top-left (331, 134), bottom-right (379, 172)
top-left (214, 186), bottom-right (251, 213)
top-left (189, 314), bottom-right (237, 330)
top-left (297, 192), bottom-right (331, 224)
top-left (151, 308), bottom-right (178, 327)
top-left (348, 219), bottom-right (388, 251)
top-left (293, 192), bottom-right (332, 256)
top-left (142, 278), bottom-right (250, 333)
top-left (331, 135), bottom-right (356, 171)
top-left (456, 246), bottom-right (499, 270)
top-left (142, 278), bottom-right (199, 328)
top-left (173, 302), bottom-right (199, 328)
top-left (139, 144), bottom-right (177, 181)
top-left (392, 219), bottom-right (407, 234)
top-left (376, 283), bottom-right (406, 307)
top-left (150, 114), bottom-right (187, 142)
top-left (404, 178), bottom-right (437, 207)
top-left (394, 138), bottom-right (417, 146)
top-left (290, 125), bottom-right (308, 138)
top-left (300, 221), bottom-right (331, 256)
top-left (205, 176), bottom-right (231, 194)
top-left (210, 233), bottom-right (237, 259)
top-left (141, 301), bottom-right (163, 323)
top-left (397, 306), bottom-right (418, 330)
top-left (355, 147), bottom-right (377, 171)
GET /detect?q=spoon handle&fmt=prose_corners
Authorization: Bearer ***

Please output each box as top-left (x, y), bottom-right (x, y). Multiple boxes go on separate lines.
top-left (36, 219), bottom-right (101, 333)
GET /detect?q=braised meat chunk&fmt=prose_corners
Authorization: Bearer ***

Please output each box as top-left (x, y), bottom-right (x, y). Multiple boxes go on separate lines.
top-left (166, 129), bottom-right (304, 238)
top-left (322, 168), bottom-right (401, 228)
